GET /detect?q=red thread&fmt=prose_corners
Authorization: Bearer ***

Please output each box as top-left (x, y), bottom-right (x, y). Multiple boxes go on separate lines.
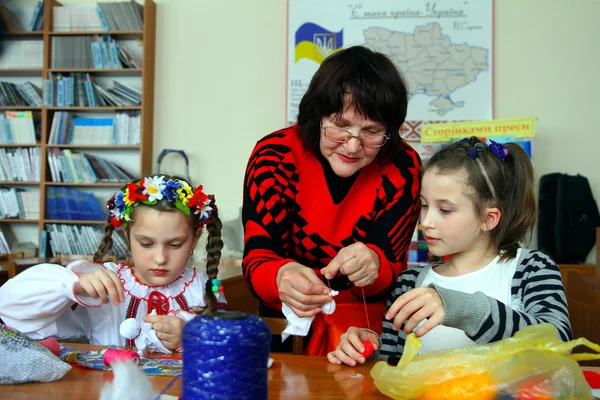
top-left (324, 262), bottom-right (374, 356)
top-left (360, 287), bottom-right (374, 354)
top-left (103, 348), bottom-right (140, 367)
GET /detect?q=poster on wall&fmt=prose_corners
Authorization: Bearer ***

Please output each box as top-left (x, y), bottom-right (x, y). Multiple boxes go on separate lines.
top-left (287, 0), bottom-right (494, 131)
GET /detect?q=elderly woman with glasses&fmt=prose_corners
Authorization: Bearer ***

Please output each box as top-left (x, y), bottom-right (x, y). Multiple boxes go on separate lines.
top-left (242, 45), bottom-right (421, 355)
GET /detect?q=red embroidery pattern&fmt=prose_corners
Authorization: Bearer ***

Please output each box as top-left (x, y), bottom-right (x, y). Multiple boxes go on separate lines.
top-left (124, 297), bottom-right (141, 347)
top-left (148, 291), bottom-right (170, 315)
top-left (174, 294), bottom-right (190, 312)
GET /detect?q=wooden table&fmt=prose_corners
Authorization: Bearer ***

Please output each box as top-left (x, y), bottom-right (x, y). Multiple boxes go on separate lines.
top-left (3, 344), bottom-right (599, 399)
top-left (3, 344), bottom-right (383, 399)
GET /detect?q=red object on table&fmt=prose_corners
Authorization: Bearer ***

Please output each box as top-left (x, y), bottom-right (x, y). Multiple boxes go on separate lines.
top-left (583, 370), bottom-right (600, 389)
top-left (361, 341), bottom-right (374, 358)
top-left (38, 338), bottom-right (61, 356)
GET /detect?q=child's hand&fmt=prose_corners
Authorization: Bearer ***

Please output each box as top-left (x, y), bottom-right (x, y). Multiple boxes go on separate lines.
top-left (385, 287), bottom-right (444, 337)
top-left (74, 267), bottom-right (124, 306)
top-left (144, 314), bottom-right (185, 350)
top-left (327, 326), bottom-right (379, 366)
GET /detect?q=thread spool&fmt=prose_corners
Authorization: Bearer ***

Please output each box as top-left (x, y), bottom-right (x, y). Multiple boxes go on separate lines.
top-left (103, 348), bottom-right (140, 367)
top-left (181, 311), bottom-right (270, 399)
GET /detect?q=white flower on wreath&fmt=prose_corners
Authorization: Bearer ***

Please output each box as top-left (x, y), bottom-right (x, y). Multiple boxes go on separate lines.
top-left (110, 207), bottom-right (122, 220)
top-left (143, 176), bottom-right (166, 202)
top-left (195, 198), bottom-right (212, 221)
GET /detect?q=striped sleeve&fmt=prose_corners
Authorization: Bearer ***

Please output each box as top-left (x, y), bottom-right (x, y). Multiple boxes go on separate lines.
top-left (438, 250), bottom-right (572, 343)
top-left (379, 268), bottom-right (420, 364)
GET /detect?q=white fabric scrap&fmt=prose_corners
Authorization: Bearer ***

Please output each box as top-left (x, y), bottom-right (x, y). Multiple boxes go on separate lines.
top-left (281, 290), bottom-right (339, 342)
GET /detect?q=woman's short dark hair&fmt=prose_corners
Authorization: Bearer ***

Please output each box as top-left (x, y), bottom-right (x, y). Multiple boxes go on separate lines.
top-left (296, 45), bottom-right (409, 163)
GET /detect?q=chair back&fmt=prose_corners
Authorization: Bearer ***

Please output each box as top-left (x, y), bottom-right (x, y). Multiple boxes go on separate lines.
top-left (262, 317), bottom-right (304, 355)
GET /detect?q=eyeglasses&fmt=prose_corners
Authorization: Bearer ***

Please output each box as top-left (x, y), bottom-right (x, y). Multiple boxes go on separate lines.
top-left (322, 125), bottom-right (390, 148)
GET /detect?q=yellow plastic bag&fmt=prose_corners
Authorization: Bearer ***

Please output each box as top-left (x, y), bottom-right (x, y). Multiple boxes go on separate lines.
top-left (371, 324), bottom-right (600, 400)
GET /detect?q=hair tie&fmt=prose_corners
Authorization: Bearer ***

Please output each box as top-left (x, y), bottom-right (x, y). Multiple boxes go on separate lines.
top-left (466, 148), bottom-right (479, 159)
top-left (489, 140), bottom-right (509, 160)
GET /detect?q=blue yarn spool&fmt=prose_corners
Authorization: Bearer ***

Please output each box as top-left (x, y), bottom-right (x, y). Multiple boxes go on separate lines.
top-left (181, 311), bottom-right (271, 399)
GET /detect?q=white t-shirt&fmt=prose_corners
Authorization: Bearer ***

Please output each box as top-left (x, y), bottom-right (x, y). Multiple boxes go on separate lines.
top-left (416, 249), bottom-right (521, 354)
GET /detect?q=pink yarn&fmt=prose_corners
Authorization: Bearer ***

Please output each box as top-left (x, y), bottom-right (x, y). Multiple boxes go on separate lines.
top-left (38, 338), bottom-right (61, 356)
top-left (103, 348), bottom-right (140, 367)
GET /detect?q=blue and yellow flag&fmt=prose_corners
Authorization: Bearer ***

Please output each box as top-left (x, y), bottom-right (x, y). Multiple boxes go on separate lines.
top-left (295, 22), bottom-right (343, 64)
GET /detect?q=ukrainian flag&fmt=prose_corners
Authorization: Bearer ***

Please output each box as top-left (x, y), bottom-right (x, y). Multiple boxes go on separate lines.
top-left (295, 22), bottom-right (343, 64)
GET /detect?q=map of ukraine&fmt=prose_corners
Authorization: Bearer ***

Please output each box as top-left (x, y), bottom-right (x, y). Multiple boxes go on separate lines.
top-left (363, 23), bottom-right (489, 116)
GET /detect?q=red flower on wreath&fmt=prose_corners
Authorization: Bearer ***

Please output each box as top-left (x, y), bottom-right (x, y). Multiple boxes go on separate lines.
top-left (125, 182), bottom-right (148, 205)
top-left (111, 216), bottom-right (123, 228)
top-left (189, 185), bottom-right (208, 210)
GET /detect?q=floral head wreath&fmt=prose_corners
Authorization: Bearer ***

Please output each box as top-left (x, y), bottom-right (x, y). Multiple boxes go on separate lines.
top-left (106, 176), bottom-right (214, 229)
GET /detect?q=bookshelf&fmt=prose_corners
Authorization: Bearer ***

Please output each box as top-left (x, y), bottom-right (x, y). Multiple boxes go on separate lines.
top-left (0, 0), bottom-right (156, 257)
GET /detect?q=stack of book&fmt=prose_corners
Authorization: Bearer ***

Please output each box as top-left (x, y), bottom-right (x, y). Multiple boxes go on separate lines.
top-left (47, 149), bottom-right (134, 183)
top-left (43, 73), bottom-right (141, 107)
top-left (0, 1), bottom-right (44, 32)
top-left (53, 2), bottom-right (143, 32)
top-left (0, 228), bottom-right (10, 254)
top-left (0, 111), bottom-right (40, 144)
top-left (0, 187), bottom-right (39, 219)
top-left (0, 148), bottom-right (41, 182)
top-left (45, 224), bottom-right (129, 258)
top-left (48, 111), bottom-right (141, 145)
top-left (46, 187), bottom-right (106, 221)
top-left (0, 40), bottom-right (43, 69)
top-left (0, 81), bottom-right (43, 106)
top-left (50, 35), bottom-right (142, 69)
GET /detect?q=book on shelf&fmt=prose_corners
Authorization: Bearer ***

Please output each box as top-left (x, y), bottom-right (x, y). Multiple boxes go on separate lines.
top-left (50, 35), bottom-right (142, 69)
top-left (0, 81), bottom-right (42, 106)
top-left (1, 0), bottom-right (154, 261)
top-left (0, 1), bottom-right (44, 33)
top-left (53, 1), bottom-right (143, 33)
top-left (0, 40), bottom-right (43, 69)
top-left (0, 147), bottom-right (41, 182)
top-left (46, 223), bottom-right (129, 258)
top-left (0, 110), bottom-right (40, 143)
top-left (0, 228), bottom-right (10, 254)
top-left (0, 187), bottom-right (39, 219)
top-left (43, 72), bottom-right (141, 107)
top-left (47, 148), bottom-right (134, 183)
top-left (46, 187), bottom-right (106, 221)
top-left (27, 1), bottom-right (45, 32)
top-left (48, 111), bottom-right (141, 145)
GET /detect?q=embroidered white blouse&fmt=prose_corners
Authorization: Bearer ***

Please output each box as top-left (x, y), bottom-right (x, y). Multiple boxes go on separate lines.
top-left (0, 260), bottom-right (227, 347)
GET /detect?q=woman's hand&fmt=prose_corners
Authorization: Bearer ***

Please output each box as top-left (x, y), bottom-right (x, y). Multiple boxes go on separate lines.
top-left (74, 267), bottom-right (124, 306)
top-left (385, 287), bottom-right (445, 337)
top-left (320, 242), bottom-right (380, 287)
top-left (327, 326), bottom-right (379, 366)
top-left (144, 314), bottom-right (186, 350)
top-left (276, 262), bottom-right (332, 318)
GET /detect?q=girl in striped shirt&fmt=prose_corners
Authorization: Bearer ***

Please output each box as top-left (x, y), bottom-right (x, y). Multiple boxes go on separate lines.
top-left (328, 137), bottom-right (572, 366)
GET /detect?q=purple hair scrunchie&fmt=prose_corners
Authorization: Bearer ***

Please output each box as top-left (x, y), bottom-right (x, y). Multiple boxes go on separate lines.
top-left (489, 140), bottom-right (509, 160)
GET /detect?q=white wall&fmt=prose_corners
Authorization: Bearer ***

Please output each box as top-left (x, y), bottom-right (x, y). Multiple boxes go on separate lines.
top-left (56, 0), bottom-right (600, 262)
top-left (152, 0), bottom-right (287, 223)
top-left (493, 0), bottom-right (600, 263)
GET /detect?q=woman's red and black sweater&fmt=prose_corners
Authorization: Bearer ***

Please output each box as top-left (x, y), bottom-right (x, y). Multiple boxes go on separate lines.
top-left (242, 125), bottom-right (421, 314)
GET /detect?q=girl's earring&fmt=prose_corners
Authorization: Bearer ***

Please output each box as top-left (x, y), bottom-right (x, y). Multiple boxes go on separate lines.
top-left (190, 249), bottom-right (195, 256)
